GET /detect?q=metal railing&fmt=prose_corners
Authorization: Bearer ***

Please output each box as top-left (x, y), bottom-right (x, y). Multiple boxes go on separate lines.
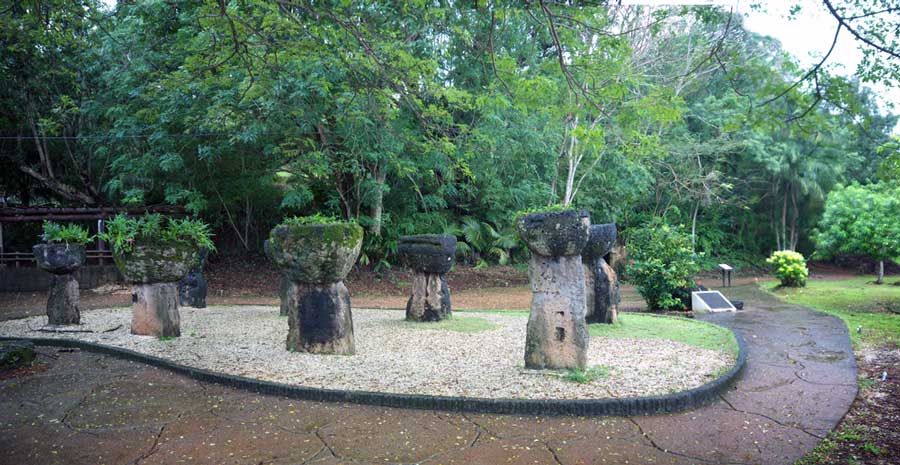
top-left (0, 249), bottom-right (114, 268)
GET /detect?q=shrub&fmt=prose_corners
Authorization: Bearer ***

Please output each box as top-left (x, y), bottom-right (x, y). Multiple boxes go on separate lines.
top-left (40, 221), bottom-right (93, 246)
top-left (625, 223), bottom-right (700, 311)
top-left (766, 250), bottom-right (808, 287)
top-left (99, 214), bottom-right (215, 254)
top-left (281, 213), bottom-right (348, 226)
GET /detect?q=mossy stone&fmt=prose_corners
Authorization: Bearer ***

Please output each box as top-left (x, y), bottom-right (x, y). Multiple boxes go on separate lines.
top-left (516, 210), bottom-right (590, 257)
top-left (266, 222), bottom-right (363, 283)
top-left (397, 234), bottom-right (457, 274)
top-left (113, 240), bottom-right (199, 284)
top-left (583, 223), bottom-right (617, 258)
top-left (32, 243), bottom-right (85, 275)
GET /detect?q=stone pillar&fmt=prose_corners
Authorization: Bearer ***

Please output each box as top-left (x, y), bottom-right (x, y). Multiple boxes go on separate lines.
top-left (398, 234), bottom-right (456, 322)
top-left (279, 274), bottom-right (298, 317)
top-left (517, 210), bottom-right (591, 370)
top-left (178, 248), bottom-right (208, 308)
top-left (33, 243), bottom-right (85, 326)
top-left (265, 222), bottom-right (363, 355)
top-left (583, 224), bottom-right (619, 324)
top-left (287, 282), bottom-right (354, 354)
top-left (47, 274), bottom-right (80, 325)
top-left (113, 241), bottom-right (198, 338)
top-left (406, 272), bottom-right (451, 321)
top-left (526, 254), bottom-right (590, 369)
top-left (132, 282), bottom-right (180, 337)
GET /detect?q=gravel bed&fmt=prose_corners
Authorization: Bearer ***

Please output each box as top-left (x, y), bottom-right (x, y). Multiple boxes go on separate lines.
top-left (0, 307), bottom-right (735, 400)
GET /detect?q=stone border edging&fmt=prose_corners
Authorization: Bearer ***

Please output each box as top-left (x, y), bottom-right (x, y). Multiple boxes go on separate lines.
top-left (1, 329), bottom-right (746, 417)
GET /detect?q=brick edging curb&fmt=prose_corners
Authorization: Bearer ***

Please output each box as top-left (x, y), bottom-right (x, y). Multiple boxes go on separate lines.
top-left (2, 330), bottom-right (746, 417)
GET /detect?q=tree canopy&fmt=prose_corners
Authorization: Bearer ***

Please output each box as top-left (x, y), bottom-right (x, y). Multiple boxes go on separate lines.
top-left (1, 1), bottom-right (897, 268)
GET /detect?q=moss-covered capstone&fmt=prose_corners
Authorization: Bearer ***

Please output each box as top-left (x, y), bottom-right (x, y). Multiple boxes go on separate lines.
top-left (516, 210), bottom-right (590, 257)
top-left (397, 234), bottom-right (457, 274)
top-left (266, 222), bottom-right (363, 284)
top-left (583, 223), bottom-right (617, 259)
top-left (33, 243), bottom-right (86, 275)
top-left (113, 240), bottom-right (199, 284)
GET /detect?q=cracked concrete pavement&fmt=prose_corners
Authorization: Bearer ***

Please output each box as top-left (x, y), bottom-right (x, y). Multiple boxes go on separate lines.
top-left (0, 284), bottom-right (856, 465)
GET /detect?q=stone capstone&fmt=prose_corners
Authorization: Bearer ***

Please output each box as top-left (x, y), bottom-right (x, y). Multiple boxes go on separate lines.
top-left (524, 254), bottom-right (589, 370)
top-left (397, 234), bottom-right (457, 274)
top-left (47, 274), bottom-right (81, 325)
top-left (131, 282), bottom-right (181, 337)
top-left (583, 224), bottom-right (617, 259)
top-left (178, 248), bottom-right (208, 308)
top-left (114, 241), bottom-right (198, 284)
top-left (33, 243), bottom-right (86, 275)
top-left (406, 272), bottom-right (451, 322)
top-left (266, 223), bottom-right (364, 284)
top-left (286, 281), bottom-right (355, 355)
top-left (0, 340), bottom-right (35, 369)
top-left (516, 210), bottom-right (591, 257)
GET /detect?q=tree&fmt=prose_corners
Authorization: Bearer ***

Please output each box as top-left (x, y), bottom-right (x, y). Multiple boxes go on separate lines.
top-left (816, 183), bottom-right (900, 284)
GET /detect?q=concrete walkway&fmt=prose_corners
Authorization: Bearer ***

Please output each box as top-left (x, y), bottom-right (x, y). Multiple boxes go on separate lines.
top-left (0, 284), bottom-right (856, 465)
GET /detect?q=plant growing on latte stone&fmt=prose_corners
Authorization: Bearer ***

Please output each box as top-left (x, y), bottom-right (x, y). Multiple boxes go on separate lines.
top-left (398, 234), bottom-right (457, 322)
top-left (265, 215), bottom-right (363, 355)
top-left (582, 223), bottom-right (620, 324)
top-left (32, 221), bottom-right (93, 325)
top-left (516, 208), bottom-right (591, 370)
top-left (100, 214), bottom-right (214, 337)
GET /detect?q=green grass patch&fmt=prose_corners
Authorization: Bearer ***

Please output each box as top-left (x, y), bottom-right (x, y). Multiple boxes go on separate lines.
top-left (588, 313), bottom-right (739, 357)
top-left (763, 277), bottom-right (900, 348)
top-left (398, 316), bottom-right (499, 333)
top-left (562, 365), bottom-right (609, 384)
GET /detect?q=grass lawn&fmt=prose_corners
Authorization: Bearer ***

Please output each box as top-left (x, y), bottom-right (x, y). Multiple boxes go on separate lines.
top-left (396, 315), bottom-right (500, 333)
top-left (763, 276), bottom-right (900, 348)
top-left (588, 313), bottom-right (739, 356)
top-left (454, 310), bottom-right (739, 356)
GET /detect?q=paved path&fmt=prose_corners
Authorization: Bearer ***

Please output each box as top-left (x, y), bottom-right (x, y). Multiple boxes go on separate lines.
top-left (0, 284), bottom-right (856, 465)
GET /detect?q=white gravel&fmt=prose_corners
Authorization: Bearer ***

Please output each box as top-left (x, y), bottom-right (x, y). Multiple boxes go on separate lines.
top-left (0, 307), bottom-right (735, 400)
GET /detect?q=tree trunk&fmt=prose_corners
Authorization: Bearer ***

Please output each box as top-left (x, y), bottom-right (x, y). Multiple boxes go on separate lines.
top-left (878, 260), bottom-right (884, 284)
top-left (781, 186), bottom-right (789, 250)
top-left (691, 200), bottom-right (700, 253)
top-left (370, 165), bottom-right (386, 237)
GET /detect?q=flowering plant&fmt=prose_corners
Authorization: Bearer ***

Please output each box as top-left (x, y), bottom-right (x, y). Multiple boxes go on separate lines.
top-left (766, 250), bottom-right (808, 287)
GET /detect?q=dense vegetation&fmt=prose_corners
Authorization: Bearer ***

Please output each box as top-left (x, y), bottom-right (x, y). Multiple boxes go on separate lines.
top-left (2, 1), bottom-right (897, 269)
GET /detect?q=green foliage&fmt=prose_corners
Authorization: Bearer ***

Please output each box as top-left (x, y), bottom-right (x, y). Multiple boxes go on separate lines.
top-left (98, 214), bottom-right (215, 254)
top-left (513, 204), bottom-right (570, 219)
top-left (815, 183), bottom-right (900, 282)
top-left (2, 2), bottom-right (897, 266)
top-left (281, 214), bottom-right (348, 226)
top-left (562, 365), bottom-right (609, 384)
top-left (766, 250), bottom-right (808, 288)
top-left (876, 137), bottom-right (900, 182)
top-left (40, 221), bottom-right (93, 246)
top-left (625, 223), bottom-right (700, 311)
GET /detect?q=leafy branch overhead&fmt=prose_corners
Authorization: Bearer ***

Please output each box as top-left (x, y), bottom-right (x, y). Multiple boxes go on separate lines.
top-left (0, 1), bottom-right (897, 267)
